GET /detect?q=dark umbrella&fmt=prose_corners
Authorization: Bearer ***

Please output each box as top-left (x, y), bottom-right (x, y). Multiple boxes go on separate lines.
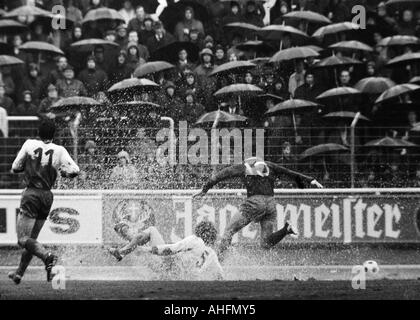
top-left (214, 83), bottom-right (262, 110)
top-left (70, 39), bottom-right (120, 52)
top-left (223, 22), bottom-right (261, 40)
top-left (375, 84), bottom-right (420, 104)
top-left (0, 55), bottom-right (23, 67)
top-left (133, 61), bottom-right (175, 78)
top-left (150, 41), bottom-right (199, 63)
top-left (19, 41), bottom-right (64, 55)
top-left (313, 22), bottom-right (360, 38)
top-left (300, 143), bottom-right (349, 161)
top-left (235, 41), bottom-right (275, 58)
top-left (259, 24), bottom-right (309, 48)
top-left (4, 5), bottom-right (52, 21)
top-left (270, 46), bottom-right (319, 63)
top-left (316, 87), bottom-right (362, 100)
top-left (210, 60), bottom-right (256, 77)
top-left (386, 52), bottom-right (420, 78)
top-left (410, 76), bottom-right (420, 85)
top-left (313, 55), bottom-right (362, 86)
top-left (160, 0), bottom-right (210, 34)
top-left (113, 101), bottom-right (161, 110)
top-left (108, 78), bottom-right (160, 93)
top-left (385, 0), bottom-right (420, 11)
top-left (51, 96), bottom-right (102, 112)
top-left (0, 19), bottom-right (28, 34)
top-left (283, 10), bottom-right (331, 25)
top-left (82, 8), bottom-right (125, 25)
top-left (355, 77), bottom-right (396, 95)
top-left (329, 40), bottom-right (374, 53)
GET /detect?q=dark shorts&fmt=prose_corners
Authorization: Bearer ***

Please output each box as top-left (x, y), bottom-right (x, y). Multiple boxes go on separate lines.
top-left (240, 195), bottom-right (277, 223)
top-left (20, 188), bottom-right (54, 220)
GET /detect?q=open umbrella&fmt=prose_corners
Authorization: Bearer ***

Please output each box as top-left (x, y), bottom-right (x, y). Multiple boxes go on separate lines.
top-left (70, 39), bottom-right (119, 52)
top-left (313, 55), bottom-right (362, 86)
top-left (270, 46), bottom-right (319, 63)
top-left (195, 110), bottom-right (248, 127)
top-left (329, 40), bottom-right (374, 53)
top-left (133, 61), bottom-right (175, 78)
top-left (385, 0), bottom-right (420, 11)
top-left (323, 111), bottom-right (370, 122)
top-left (108, 78), bottom-right (159, 93)
top-left (259, 24), bottom-right (309, 48)
top-left (160, 0), bottom-right (210, 34)
top-left (265, 99), bottom-right (320, 137)
top-left (317, 87), bottom-right (362, 100)
top-left (235, 41), bottom-right (275, 58)
top-left (113, 101), bottom-right (161, 110)
top-left (82, 8), bottom-right (125, 25)
top-left (210, 60), bottom-right (256, 77)
top-left (19, 41), bottom-right (64, 56)
top-left (312, 22), bottom-right (360, 38)
top-left (378, 35), bottom-right (420, 47)
top-left (410, 76), bottom-right (420, 85)
top-left (0, 19), bottom-right (28, 34)
top-left (375, 83), bottom-right (420, 104)
top-left (355, 77), bottom-right (396, 95)
top-left (223, 22), bottom-right (261, 40)
top-left (387, 52), bottom-right (420, 67)
top-left (0, 55), bottom-right (23, 67)
top-left (214, 83), bottom-right (263, 97)
top-left (283, 10), bottom-right (331, 25)
top-left (364, 137), bottom-right (418, 148)
top-left (4, 5), bottom-right (52, 21)
top-left (51, 96), bottom-right (102, 111)
top-left (300, 143), bottom-right (349, 161)
top-left (150, 41), bottom-right (199, 63)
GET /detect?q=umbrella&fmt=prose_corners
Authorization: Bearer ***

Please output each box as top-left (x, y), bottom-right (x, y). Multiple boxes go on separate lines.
top-left (51, 97), bottom-right (102, 111)
top-left (329, 40), bottom-right (374, 52)
top-left (387, 52), bottom-right (420, 67)
top-left (258, 94), bottom-right (284, 104)
top-left (82, 8), bottom-right (125, 25)
top-left (70, 39), bottom-right (120, 52)
top-left (133, 61), bottom-right (175, 78)
top-left (313, 55), bottom-right (362, 68)
top-left (322, 111), bottom-right (370, 122)
top-left (265, 99), bottom-right (320, 137)
top-left (214, 83), bottom-right (263, 97)
top-left (223, 22), bottom-right (261, 40)
top-left (378, 35), bottom-right (420, 47)
top-left (364, 137), bottom-right (418, 148)
top-left (300, 143), bottom-right (349, 161)
top-left (410, 76), bottom-right (420, 85)
top-left (259, 24), bottom-right (309, 48)
top-left (235, 41), bottom-right (275, 57)
top-left (0, 19), bottom-right (28, 34)
top-left (312, 22), bottom-right (360, 38)
top-left (4, 5), bottom-right (52, 21)
top-left (283, 10), bottom-right (331, 25)
top-left (113, 101), bottom-right (161, 109)
top-left (195, 110), bottom-right (248, 127)
top-left (210, 60), bottom-right (256, 77)
top-left (375, 84), bottom-right (420, 104)
top-left (270, 46), bottom-right (319, 63)
top-left (108, 78), bottom-right (159, 93)
top-left (160, 0), bottom-right (210, 34)
top-left (304, 45), bottom-right (324, 52)
top-left (150, 41), bottom-right (199, 63)
top-left (354, 77), bottom-right (396, 95)
top-left (19, 41), bottom-right (64, 55)
top-left (0, 55), bottom-right (23, 67)
top-left (316, 87), bottom-right (362, 100)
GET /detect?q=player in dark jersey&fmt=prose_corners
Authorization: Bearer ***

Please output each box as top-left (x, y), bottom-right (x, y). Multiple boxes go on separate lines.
top-left (8, 121), bottom-right (80, 284)
top-left (193, 157), bottom-right (323, 259)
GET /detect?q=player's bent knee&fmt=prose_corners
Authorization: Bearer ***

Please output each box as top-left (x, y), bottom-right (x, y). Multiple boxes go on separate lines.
top-left (18, 236), bottom-right (30, 248)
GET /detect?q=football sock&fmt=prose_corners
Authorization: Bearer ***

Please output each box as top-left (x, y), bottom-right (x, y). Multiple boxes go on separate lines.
top-left (265, 225), bottom-right (288, 248)
top-left (16, 250), bottom-right (33, 277)
top-left (119, 232), bottom-right (151, 256)
top-left (24, 238), bottom-right (48, 262)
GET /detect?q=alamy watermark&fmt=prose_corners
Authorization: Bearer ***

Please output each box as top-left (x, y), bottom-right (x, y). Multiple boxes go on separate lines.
top-left (351, 260), bottom-right (380, 290)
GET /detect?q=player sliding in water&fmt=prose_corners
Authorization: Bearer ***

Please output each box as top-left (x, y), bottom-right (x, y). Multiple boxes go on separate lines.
top-left (108, 221), bottom-right (224, 280)
top-left (193, 157), bottom-right (324, 260)
top-left (8, 121), bottom-right (80, 284)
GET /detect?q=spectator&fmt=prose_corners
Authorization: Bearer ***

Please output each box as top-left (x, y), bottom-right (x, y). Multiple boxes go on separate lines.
top-left (214, 45), bottom-right (227, 66)
top-left (243, 1), bottom-right (264, 27)
top-left (56, 65), bottom-right (87, 98)
top-left (78, 56), bottom-right (109, 97)
top-left (288, 60), bottom-right (306, 97)
top-left (175, 49), bottom-right (196, 77)
top-left (126, 41), bottom-right (145, 74)
top-left (127, 5), bottom-right (146, 35)
top-left (294, 72), bottom-right (324, 102)
top-left (0, 66), bottom-right (16, 99)
top-left (38, 84), bottom-right (59, 120)
top-left (48, 56), bottom-right (68, 86)
top-left (66, 0), bottom-right (83, 24)
top-left (110, 150), bottom-right (139, 188)
top-left (109, 50), bottom-right (132, 85)
top-left (119, 0), bottom-right (136, 25)
top-left (78, 140), bottom-right (102, 186)
top-left (21, 63), bottom-right (43, 105)
top-left (180, 89), bottom-right (205, 124)
top-left (139, 15), bottom-right (155, 45)
top-left (194, 48), bottom-right (214, 82)
top-left (125, 30), bottom-right (150, 61)
top-left (397, 9), bottom-right (416, 36)
top-left (159, 81), bottom-right (182, 118)
top-left (339, 69), bottom-right (352, 87)
top-left (15, 91), bottom-right (38, 116)
top-left (174, 6), bottom-right (205, 42)
top-left (0, 105), bottom-right (7, 138)
top-left (0, 82), bottom-right (15, 115)
top-left (115, 24), bottom-right (129, 48)
top-left (222, 1), bottom-right (242, 26)
top-left (146, 21), bottom-right (175, 54)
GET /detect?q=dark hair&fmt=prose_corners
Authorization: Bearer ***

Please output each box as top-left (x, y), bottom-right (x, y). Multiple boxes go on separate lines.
top-left (194, 221), bottom-right (217, 246)
top-left (39, 121), bottom-right (56, 140)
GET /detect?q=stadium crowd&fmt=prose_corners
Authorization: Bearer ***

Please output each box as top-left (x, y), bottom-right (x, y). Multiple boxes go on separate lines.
top-left (1, 0), bottom-right (420, 189)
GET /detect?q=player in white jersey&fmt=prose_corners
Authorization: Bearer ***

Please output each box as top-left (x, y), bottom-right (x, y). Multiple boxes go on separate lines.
top-left (108, 221), bottom-right (224, 280)
top-left (8, 121), bottom-right (80, 284)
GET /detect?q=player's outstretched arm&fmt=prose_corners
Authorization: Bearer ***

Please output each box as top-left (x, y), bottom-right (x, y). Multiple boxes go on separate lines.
top-left (268, 162), bottom-right (323, 188)
top-left (194, 164), bottom-right (245, 198)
